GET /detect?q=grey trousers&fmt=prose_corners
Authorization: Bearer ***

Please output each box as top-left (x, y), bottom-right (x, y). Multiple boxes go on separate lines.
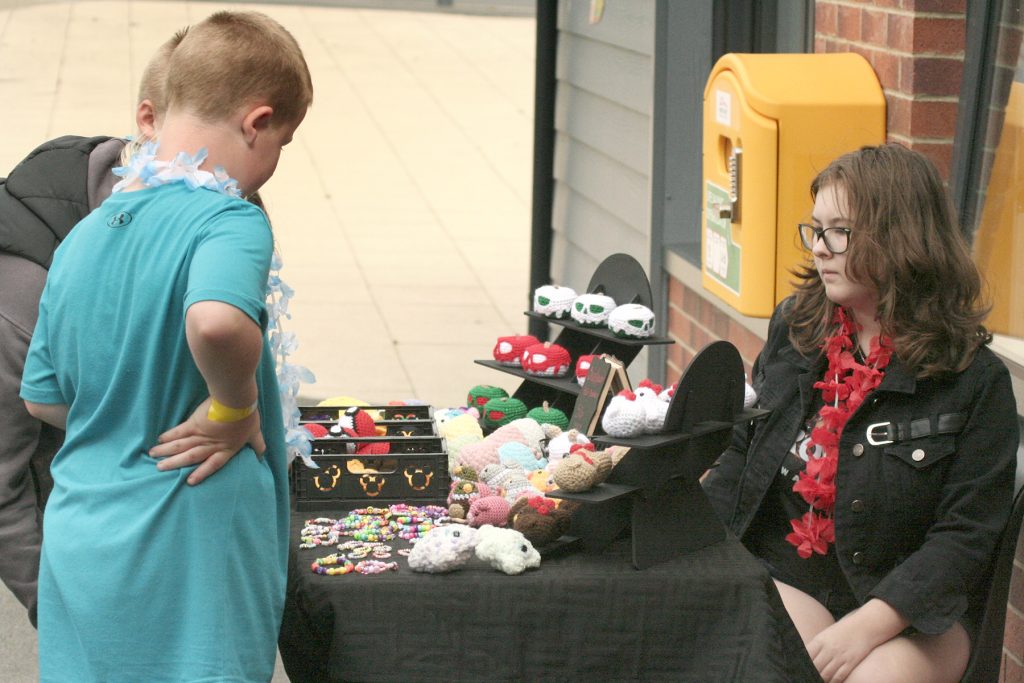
top-left (0, 251), bottom-right (60, 627)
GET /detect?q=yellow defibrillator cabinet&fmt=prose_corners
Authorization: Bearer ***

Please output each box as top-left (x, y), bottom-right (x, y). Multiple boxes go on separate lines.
top-left (702, 53), bottom-right (885, 317)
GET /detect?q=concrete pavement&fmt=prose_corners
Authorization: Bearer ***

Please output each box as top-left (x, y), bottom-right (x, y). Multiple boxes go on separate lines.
top-left (0, 1), bottom-right (534, 679)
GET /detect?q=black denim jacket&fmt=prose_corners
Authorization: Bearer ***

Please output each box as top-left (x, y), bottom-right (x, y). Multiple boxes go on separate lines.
top-left (703, 300), bottom-right (1019, 634)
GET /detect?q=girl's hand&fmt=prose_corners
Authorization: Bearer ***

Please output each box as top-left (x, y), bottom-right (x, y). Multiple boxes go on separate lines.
top-left (807, 599), bottom-right (907, 682)
top-left (807, 618), bottom-right (875, 682)
top-left (149, 398), bottom-right (266, 485)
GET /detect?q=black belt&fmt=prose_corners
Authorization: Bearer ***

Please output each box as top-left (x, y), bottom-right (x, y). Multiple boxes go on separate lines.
top-left (865, 412), bottom-right (968, 446)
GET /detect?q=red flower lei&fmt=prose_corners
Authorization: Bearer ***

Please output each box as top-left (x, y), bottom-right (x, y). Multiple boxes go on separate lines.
top-left (785, 307), bottom-right (893, 559)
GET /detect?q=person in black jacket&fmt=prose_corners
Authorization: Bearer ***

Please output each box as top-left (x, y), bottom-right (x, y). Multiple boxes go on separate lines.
top-left (703, 143), bottom-right (1018, 682)
top-left (0, 30), bottom-right (181, 627)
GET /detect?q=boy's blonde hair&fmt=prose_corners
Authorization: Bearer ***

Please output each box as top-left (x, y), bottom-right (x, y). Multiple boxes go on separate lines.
top-left (166, 11), bottom-right (313, 127)
top-left (138, 27), bottom-right (189, 113)
top-left (119, 28), bottom-right (190, 167)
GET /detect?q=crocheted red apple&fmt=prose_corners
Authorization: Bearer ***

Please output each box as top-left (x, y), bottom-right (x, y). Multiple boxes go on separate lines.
top-left (492, 334), bottom-right (540, 366)
top-left (522, 342), bottom-right (571, 377)
top-left (575, 354), bottom-right (597, 386)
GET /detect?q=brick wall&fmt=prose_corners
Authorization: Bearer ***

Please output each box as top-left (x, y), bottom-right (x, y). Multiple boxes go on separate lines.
top-left (665, 2), bottom-right (1024, 676)
top-left (665, 278), bottom-right (765, 385)
top-left (814, 0), bottom-right (966, 179)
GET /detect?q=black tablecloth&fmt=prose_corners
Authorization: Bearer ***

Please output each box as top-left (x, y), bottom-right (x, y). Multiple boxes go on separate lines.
top-left (279, 512), bottom-right (821, 682)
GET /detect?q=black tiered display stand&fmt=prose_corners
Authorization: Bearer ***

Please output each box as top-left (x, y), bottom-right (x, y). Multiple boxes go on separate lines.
top-left (476, 253), bottom-right (767, 569)
top-left (474, 253), bottom-right (673, 414)
top-left (549, 341), bottom-right (767, 569)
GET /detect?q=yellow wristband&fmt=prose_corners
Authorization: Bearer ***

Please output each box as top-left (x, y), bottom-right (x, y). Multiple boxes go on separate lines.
top-left (207, 398), bottom-right (257, 423)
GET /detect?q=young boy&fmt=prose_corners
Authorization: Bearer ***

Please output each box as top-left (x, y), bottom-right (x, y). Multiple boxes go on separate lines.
top-left (0, 28), bottom-right (184, 629)
top-left (20, 11), bottom-right (312, 681)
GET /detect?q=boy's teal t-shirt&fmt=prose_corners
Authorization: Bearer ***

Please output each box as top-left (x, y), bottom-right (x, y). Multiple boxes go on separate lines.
top-left (21, 182), bottom-right (289, 682)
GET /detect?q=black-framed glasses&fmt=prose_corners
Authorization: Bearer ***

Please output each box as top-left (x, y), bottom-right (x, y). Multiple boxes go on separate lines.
top-left (797, 223), bottom-right (852, 254)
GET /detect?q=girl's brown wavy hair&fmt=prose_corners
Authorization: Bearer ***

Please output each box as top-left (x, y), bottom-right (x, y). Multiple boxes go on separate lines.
top-left (787, 143), bottom-right (990, 378)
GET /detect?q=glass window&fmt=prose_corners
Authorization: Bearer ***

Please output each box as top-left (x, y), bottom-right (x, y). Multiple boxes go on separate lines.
top-left (962, 0), bottom-right (1024, 338)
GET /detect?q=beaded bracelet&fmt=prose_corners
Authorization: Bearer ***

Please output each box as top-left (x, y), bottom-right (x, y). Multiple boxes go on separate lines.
top-left (311, 554), bottom-right (355, 575)
top-left (354, 560), bottom-right (398, 575)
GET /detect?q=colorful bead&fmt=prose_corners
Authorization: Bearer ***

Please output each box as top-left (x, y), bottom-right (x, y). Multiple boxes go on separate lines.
top-left (311, 554), bottom-right (355, 575)
top-left (354, 560), bottom-right (398, 575)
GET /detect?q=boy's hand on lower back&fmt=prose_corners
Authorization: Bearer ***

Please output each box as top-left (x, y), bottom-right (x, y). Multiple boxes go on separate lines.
top-left (149, 398), bottom-right (266, 485)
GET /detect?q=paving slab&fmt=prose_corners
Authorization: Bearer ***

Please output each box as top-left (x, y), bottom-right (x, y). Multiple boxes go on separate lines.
top-left (0, 1), bottom-right (534, 679)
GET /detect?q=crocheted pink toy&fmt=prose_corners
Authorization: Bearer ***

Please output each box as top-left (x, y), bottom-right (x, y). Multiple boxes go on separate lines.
top-left (457, 418), bottom-right (548, 472)
top-left (407, 525), bottom-right (479, 573)
top-left (492, 334), bottom-right (540, 367)
top-left (448, 479), bottom-right (493, 520)
top-left (467, 495), bottom-right (511, 528)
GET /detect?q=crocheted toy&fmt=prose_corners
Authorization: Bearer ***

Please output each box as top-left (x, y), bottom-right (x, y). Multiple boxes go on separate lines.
top-left (601, 389), bottom-right (670, 437)
top-left (607, 303), bottom-right (656, 338)
top-left (467, 385), bottom-right (508, 413)
top-left (481, 397), bottom-right (528, 431)
top-left (634, 379), bottom-right (664, 401)
top-left (467, 495), bottom-right (511, 527)
top-left (407, 525), bottom-right (479, 573)
top-left (435, 406), bottom-right (481, 432)
top-left (478, 462), bottom-right (539, 502)
top-left (437, 410), bottom-right (485, 472)
top-left (545, 428), bottom-right (592, 468)
top-left (551, 448), bottom-right (613, 492)
top-left (601, 390), bottom-right (647, 438)
top-left (642, 397), bottom-right (669, 433)
top-left (527, 469), bottom-right (557, 494)
top-left (333, 406), bottom-right (390, 455)
top-left (450, 464), bottom-right (478, 482)
top-left (448, 479), bottom-right (493, 520)
top-left (302, 423), bottom-right (330, 439)
top-left (499, 441), bottom-right (547, 471)
top-left (474, 525), bottom-right (541, 575)
top-left (658, 383), bottom-right (676, 402)
top-left (526, 401), bottom-right (569, 431)
top-left (493, 334), bottom-right (540, 367)
top-left (571, 293), bottom-right (617, 327)
top-left (575, 354), bottom-right (597, 386)
top-left (457, 418), bottom-right (548, 472)
top-left (508, 496), bottom-right (576, 547)
top-left (533, 284), bottom-right (577, 319)
top-left (522, 342), bottom-right (571, 378)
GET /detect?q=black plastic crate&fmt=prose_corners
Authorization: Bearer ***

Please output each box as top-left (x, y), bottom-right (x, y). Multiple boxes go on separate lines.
top-left (292, 448), bottom-right (449, 511)
top-left (301, 420), bottom-right (438, 438)
top-left (299, 404), bottom-right (434, 422)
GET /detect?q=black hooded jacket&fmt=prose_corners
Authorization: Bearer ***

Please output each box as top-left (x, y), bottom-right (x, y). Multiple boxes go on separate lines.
top-left (0, 135), bottom-right (124, 267)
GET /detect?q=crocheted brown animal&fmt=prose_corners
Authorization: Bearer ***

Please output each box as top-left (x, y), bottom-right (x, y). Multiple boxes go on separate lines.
top-left (508, 496), bottom-right (578, 546)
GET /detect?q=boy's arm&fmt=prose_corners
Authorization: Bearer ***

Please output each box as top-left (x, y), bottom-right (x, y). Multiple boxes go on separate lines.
top-left (23, 401), bottom-right (68, 430)
top-left (148, 301), bottom-right (266, 485)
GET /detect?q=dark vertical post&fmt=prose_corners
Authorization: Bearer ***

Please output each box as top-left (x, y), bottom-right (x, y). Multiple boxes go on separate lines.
top-left (528, 0), bottom-right (558, 340)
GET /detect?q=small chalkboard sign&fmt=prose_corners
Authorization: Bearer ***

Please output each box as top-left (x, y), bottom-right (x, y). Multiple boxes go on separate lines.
top-left (568, 355), bottom-right (631, 435)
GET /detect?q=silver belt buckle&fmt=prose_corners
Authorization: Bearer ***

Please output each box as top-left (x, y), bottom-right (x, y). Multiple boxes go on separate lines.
top-left (866, 422), bottom-right (893, 446)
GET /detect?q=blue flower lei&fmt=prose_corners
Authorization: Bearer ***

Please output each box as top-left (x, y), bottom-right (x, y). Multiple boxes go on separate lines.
top-left (113, 142), bottom-right (317, 468)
